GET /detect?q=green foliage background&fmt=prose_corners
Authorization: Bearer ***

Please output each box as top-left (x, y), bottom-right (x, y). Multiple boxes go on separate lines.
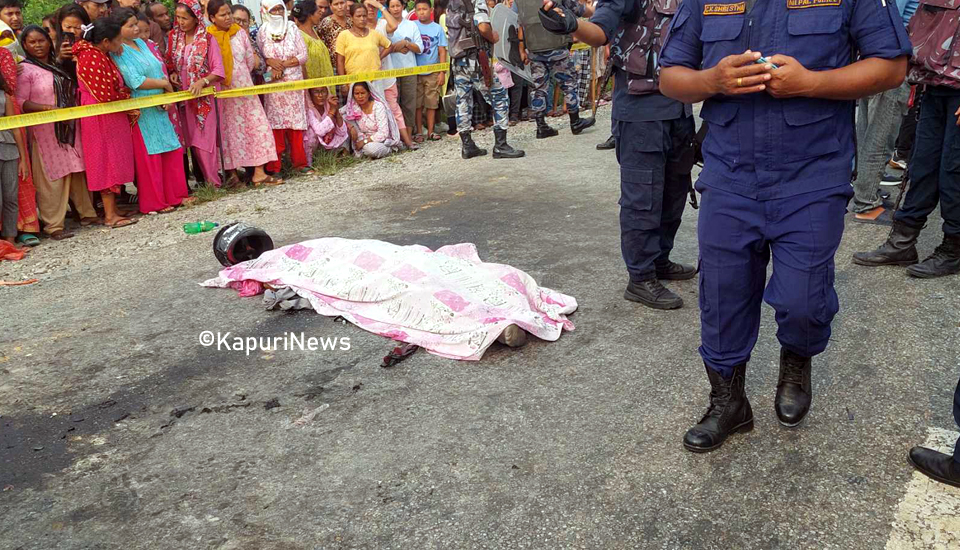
top-left (22, 0), bottom-right (178, 26)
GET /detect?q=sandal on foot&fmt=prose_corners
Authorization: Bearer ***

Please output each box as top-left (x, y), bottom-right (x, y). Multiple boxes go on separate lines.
top-left (413, 134), bottom-right (425, 143)
top-left (16, 234), bottom-right (40, 247)
top-left (428, 133), bottom-right (443, 141)
top-left (106, 218), bottom-right (138, 229)
top-left (158, 206), bottom-right (176, 214)
top-left (180, 197), bottom-right (198, 206)
top-left (80, 217), bottom-right (103, 227)
top-left (298, 167), bottom-right (316, 175)
top-left (253, 176), bottom-right (283, 186)
top-left (49, 230), bottom-right (75, 241)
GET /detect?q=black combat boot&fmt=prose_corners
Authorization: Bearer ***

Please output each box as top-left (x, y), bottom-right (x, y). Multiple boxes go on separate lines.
top-left (775, 349), bottom-right (812, 427)
top-left (596, 135), bottom-right (616, 150)
top-left (460, 131), bottom-right (487, 159)
top-left (536, 115), bottom-right (558, 139)
top-left (492, 128), bottom-right (525, 159)
top-left (655, 260), bottom-right (697, 281)
top-left (683, 362), bottom-right (753, 453)
top-left (906, 233), bottom-right (960, 278)
top-left (624, 278), bottom-right (682, 310)
top-left (852, 220), bottom-right (921, 267)
top-left (569, 111), bottom-right (595, 135)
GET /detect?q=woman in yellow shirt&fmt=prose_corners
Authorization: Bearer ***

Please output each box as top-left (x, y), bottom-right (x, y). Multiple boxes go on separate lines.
top-left (334, 2), bottom-right (391, 84)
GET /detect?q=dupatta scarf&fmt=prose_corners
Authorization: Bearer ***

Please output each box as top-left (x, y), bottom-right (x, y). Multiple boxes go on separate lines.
top-left (167, 0), bottom-right (212, 128)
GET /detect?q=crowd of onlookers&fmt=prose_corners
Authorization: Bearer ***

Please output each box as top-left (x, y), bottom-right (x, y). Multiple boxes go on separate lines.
top-left (0, 0), bottom-right (601, 249)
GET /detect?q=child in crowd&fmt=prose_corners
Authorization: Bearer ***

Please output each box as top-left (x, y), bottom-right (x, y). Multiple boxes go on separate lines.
top-left (0, 70), bottom-right (27, 246)
top-left (412, 0), bottom-right (445, 141)
top-left (304, 87), bottom-right (349, 163)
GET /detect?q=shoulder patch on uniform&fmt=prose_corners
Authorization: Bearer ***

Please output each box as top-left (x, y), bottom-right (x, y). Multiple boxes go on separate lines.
top-left (703, 2), bottom-right (745, 15)
top-left (786, 0), bottom-right (841, 8)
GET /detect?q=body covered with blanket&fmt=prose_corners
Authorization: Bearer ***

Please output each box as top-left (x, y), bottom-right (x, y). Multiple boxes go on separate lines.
top-left (203, 238), bottom-right (577, 360)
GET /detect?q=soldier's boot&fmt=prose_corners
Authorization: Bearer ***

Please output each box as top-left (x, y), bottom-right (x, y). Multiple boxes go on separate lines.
top-left (536, 115), bottom-right (559, 139)
top-left (569, 111), bottom-right (595, 135)
top-left (492, 128), bottom-right (525, 159)
top-left (460, 131), bottom-right (487, 159)
top-left (775, 349), bottom-right (812, 427)
top-left (683, 362), bottom-right (754, 453)
top-left (852, 220), bottom-right (921, 267)
top-left (906, 233), bottom-right (960, 278)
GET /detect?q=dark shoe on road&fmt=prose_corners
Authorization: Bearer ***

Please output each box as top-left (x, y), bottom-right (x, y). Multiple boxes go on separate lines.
top-left (684, 362), bottom-right (754, 453)
top-left (624, 279), bottom-right (683, 310)
top-left (908, 447), bottom-right (960, 488)
top-left (775, 349), bottom-right (812, 427)
top-left (460, 131), bottom-right (487, 159)
top-left (906, 233), bottom-right (960, 279)
top-left (569, 111), bottom-right (595, 135)
top-left (656, 261), bottom-right (697, 281)
top-left (852, 220), bottom-right (921, 267)
top-left (597, 135), bottom-right (616, 150)
top-left (492, 128), bottom-right (525, 159)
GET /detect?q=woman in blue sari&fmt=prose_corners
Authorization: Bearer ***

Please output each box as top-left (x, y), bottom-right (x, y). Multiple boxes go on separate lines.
top-left (110, 8), bottom-right (191, 214)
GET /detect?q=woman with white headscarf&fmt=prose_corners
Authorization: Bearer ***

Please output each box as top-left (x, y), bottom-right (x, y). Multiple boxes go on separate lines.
top-left (258, 0), bottom-right (312, 174)
top-left (341, 81), bottom-right (399, 159)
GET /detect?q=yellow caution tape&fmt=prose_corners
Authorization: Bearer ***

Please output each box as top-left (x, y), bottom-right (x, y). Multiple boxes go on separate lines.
top-left (0, 43), bottom-right (592, 131)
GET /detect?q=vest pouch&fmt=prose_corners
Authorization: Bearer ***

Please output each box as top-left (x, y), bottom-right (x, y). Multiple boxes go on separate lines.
top-left (653, 0), bottom-right (679, 15)
top-left (786, 10), bottom-right (843, 70)
top-left (912, 0), bottom-right (960, 70)
top-left (781, 98), bottom-right (840, 162)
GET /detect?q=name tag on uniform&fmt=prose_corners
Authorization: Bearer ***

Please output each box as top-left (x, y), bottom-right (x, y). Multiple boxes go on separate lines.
top-left (786, 0), bottom-right (841, 8)
top-left (703, 2), bottom-right (746, 15)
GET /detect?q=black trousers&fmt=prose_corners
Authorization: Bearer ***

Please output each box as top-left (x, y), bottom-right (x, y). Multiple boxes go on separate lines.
top-left (614, 115), bottom-right (696, 280)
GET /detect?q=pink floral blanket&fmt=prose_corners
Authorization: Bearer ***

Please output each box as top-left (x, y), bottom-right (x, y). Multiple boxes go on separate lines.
top-left (201, 238), bottom-right (577, 360)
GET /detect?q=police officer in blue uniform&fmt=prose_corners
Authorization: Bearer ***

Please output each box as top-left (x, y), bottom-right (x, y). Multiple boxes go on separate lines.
top-left (539, 0), bottom-right (699, 311)
top-left (657, 0), bottom-right (911, 452)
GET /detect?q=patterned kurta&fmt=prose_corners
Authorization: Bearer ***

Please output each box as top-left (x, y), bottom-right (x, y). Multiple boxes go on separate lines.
top-left (220, 30), bottom-right (277, 169)
top-left (300, 29), bottom-right (334, 81)
top-left (317, 15), bottom-right (351, 72)
top-left (258, 23), bottom-right (308, 131)
top-left (111, 39), bottom-right (182, 155)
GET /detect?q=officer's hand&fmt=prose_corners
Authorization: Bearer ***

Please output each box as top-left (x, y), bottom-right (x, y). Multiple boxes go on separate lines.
top-left (764, 55), bottom-right (818, 99)
top-left (710, 50), bottom-right (772, 96)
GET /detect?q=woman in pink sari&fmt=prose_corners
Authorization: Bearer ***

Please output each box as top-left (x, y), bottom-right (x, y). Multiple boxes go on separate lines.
top-left (166, 0), bottom-right (225, 187)
top-left (206, 0), bottom-right (280, 186)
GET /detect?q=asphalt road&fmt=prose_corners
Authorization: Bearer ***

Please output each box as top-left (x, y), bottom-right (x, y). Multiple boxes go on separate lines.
top-left (2, 110), bottom-right (958, 550)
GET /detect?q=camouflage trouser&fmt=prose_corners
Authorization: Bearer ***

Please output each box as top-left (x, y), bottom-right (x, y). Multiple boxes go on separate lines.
top-left (528, 48), bottom-right (579, 116)
top-left (452, 56), bottom-right (509, 133)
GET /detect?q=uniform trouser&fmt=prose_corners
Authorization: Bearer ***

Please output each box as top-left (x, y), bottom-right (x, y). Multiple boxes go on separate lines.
top-left (0, 158), bottom-right (16, 238)
top-left (396, 75), bottom-right (418, 130)
top-left (452, 56), bottom-right (509, 133)
top-left (528, 48), bottom-right (579, 116)
top-left (698, 183), bottom-right (852, 378)
top-left (32, 143), bottom-right (96, 234)
top-left (894, 89), bottom-right (960, 237)
top-left (851, 81), bottom-right (911, 213)
top-left (614, 116), bottom-right (695, 281)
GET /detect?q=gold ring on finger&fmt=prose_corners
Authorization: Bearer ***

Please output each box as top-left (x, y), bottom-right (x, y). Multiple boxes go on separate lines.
top-left (737, 77), bottom-right (743, 87)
